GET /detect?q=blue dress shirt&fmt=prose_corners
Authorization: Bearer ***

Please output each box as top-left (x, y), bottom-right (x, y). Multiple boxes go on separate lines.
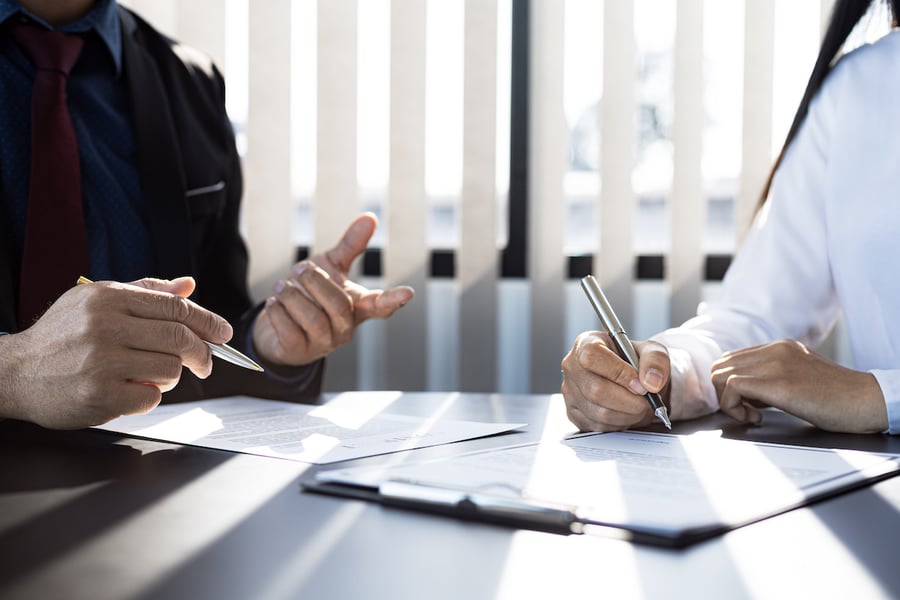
top-left (0, 0), bottom-right (154, 282)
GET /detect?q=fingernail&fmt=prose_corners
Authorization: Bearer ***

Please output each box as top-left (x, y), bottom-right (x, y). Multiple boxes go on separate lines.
top-left (644, 368), bottom-right (664, 391)
top-left (293, 262), bottom-right (308, 276)
top-left (628, 378), bottom-right (647, 395)
top-left (265, 296), bottom-right (276, 307)
top-left (274, 280), bottom-right (285, 294)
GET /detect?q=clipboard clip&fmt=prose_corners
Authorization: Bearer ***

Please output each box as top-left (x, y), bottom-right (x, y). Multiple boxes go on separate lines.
top-left (379, 481), bottom-right (583, 535)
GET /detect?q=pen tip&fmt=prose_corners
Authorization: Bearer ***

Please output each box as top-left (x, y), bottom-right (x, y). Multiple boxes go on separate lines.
top-left (655, 407), bottom-right (672, 430)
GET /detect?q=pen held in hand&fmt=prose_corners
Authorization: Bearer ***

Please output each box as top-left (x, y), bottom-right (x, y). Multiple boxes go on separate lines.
top-left (76, 276), bottom-right (264, 373)
top-left (580, 275), bottom-right (671, 429)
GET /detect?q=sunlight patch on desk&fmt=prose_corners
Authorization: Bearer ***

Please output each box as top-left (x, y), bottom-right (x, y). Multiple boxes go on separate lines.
top-left (494, 530), bottom-right (643, 599)
top-left (722, 509), bottom-right (887, 598)
top-left (525, 441), bottom-right (630, 523)
top-left (254, 502), bottom-right (367, 598)
top-left (717, 447), bottom-right (900, 598)
top-left (411, 392), bottom-right (459, 435)
top-left (677, 431), bottom-right (804, 525)
top-left (8, 454), bottom-right (308, 600)
top-left (537, 394), bottom-right (581, 441)
top-left (516, 397), bottom-right (633, 518)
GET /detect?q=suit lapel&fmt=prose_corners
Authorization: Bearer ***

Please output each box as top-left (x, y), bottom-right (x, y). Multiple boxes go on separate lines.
top-left (118, 8), bottom-right (193, 278)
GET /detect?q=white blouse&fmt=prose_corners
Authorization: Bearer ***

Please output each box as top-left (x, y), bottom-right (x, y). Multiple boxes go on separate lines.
top-left (654, 30), bottom-right (900, 434)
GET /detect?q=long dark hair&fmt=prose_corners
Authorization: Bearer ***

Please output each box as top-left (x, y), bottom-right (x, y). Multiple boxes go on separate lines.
top-left (759, 0), bottom-right (900, 206)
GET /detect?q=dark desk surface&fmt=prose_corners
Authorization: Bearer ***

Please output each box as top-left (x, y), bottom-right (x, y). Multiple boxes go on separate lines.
top-left (1, 392), bottom-right (899, 599)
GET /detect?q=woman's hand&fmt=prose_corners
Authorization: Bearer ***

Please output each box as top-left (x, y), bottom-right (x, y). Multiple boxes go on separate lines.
top-left (712, 339), bottom-right (888, 433)
top-left (561, 331), bottom-right (671, 432)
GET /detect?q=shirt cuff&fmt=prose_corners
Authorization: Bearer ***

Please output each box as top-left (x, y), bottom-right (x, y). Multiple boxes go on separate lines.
top-left (651, 330), bottom-right (721, 421)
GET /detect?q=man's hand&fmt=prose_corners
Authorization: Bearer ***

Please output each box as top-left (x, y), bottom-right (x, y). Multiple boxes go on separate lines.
top-left (252, 213), bottom-right (414, 366)
top-left (0, 277), bottom-right (232, 429)
top-left (561, 330), bottom-right (671, 432)
top-left (712, 339), bottom-right (888, 433)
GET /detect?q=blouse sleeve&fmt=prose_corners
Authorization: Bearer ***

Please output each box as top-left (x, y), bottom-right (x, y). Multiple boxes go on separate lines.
top-left (652, 61), bottom-right (842, 421)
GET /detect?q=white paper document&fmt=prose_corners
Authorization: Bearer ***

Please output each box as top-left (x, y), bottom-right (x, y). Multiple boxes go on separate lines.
top-left (95, 394), bottom-right (525, 464)
top-left (312, 430), bottom-right (900, 544)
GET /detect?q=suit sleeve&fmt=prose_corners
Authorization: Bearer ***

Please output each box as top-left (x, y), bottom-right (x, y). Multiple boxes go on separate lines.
top-left (165, 62), bottom-right (324, 403)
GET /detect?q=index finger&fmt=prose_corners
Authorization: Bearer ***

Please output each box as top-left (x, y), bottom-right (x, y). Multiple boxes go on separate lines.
top-left (124, 285), bottom-right (232, 344)
top-left (573, 332), bottom-right (644, 393)
top-left (351, 285), bottom-right (415, 323)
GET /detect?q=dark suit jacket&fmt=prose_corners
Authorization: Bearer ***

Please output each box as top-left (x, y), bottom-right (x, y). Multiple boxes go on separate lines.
top-left (0, 7), bottom-right (322, 403)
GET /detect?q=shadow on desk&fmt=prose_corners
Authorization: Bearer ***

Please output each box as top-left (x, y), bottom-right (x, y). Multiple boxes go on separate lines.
top-left (0, 420), bottom-right (234, 590)
top-left (0, 420), bottom-right (146, 493)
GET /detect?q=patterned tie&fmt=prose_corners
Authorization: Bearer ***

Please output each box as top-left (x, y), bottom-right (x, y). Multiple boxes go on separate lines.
top-left (10, 23), bottom-right (87, 329)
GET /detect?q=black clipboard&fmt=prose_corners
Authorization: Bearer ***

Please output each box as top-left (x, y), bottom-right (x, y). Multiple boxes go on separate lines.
top-left (303, 432), bottom-right (900, 548)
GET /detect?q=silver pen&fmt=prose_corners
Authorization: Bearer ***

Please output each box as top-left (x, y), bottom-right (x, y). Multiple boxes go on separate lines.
top-left (205, 339), bottom-right (264, 372)
top-left (77, 276), bottom-right (264, 372)
top-left (580, 275), bottom-right (671, 429)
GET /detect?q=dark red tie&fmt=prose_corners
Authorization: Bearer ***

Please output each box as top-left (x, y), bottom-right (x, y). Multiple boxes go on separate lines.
top-left (10, 23), bottom-right (87, 329)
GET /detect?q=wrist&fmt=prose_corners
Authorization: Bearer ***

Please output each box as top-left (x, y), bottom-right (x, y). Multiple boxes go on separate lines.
top-left (858, 371), bottom-right (890, 433)
top-left (0, 332), bottom-right (28, 422)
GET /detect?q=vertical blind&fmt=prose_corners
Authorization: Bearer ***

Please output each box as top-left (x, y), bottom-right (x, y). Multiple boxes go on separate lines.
top-left (120, 0), bottom-right (834, 394)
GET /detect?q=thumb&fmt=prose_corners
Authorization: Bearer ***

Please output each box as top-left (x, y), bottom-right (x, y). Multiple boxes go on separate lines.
top-left (634, 339), bottom-right (670, 393)
top-left (130, 276), bottom-right (197, 299)
top-left (324, 213), bottom-right (377, 274)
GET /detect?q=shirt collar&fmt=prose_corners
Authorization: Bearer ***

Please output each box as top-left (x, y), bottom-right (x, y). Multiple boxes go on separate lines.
top-left (0, 0), bottom-right (122, 74)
